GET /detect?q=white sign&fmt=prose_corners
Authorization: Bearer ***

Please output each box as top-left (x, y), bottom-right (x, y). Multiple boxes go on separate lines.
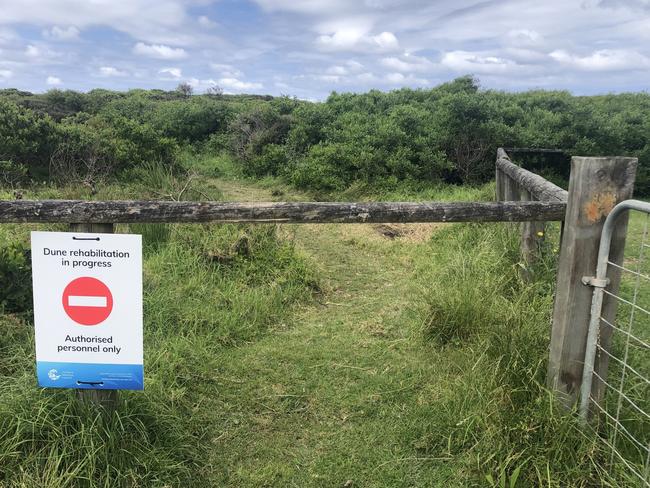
top-left (31, 231), bottom-right (143, 390)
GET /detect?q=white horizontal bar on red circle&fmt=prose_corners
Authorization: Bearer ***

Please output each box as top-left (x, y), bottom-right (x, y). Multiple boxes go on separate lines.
top-left (68, 296), bottom-right (107, 307)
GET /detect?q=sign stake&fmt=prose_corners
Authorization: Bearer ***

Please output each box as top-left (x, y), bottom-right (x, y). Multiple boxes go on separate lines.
top-left (70, 222), bottom-right (118, 409)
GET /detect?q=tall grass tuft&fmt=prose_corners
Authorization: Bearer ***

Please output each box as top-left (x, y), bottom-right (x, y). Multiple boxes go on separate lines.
top-left (418, 222), bottom-right (621, 486)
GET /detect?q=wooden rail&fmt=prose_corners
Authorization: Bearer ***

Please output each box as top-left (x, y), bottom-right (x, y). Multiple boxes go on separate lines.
top-left (504, 147), bottom-right (568, 155)
top-left (0, 200), bottom-right (567, 224)
top-left (496, 148), bottom-right (568, 202)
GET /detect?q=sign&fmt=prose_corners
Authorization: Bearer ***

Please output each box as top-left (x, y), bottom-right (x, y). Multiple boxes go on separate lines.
top-left (31, 231), bottom-right (143, 390)
top-left (62, 277), bottom-right (114, 325)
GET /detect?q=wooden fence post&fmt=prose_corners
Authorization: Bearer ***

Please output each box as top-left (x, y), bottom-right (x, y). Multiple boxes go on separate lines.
top-left (69, 222), bottom-right (119, 410)
top-left (496, 168), bottom-right (505, 201)
top-left (519, 187), bottom-right (545, 275)
top-left (546, 156), bottom-right (637, 408)
top-left (504, 174), bottom-right (520, 202)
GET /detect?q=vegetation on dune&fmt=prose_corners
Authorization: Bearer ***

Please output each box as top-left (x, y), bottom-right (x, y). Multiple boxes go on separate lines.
top-left (2, 76), bottom-right (650, 194)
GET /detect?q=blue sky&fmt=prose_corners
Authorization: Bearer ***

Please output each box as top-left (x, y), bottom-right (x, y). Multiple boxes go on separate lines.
top-left (0, 0), bottom-right (648, 99)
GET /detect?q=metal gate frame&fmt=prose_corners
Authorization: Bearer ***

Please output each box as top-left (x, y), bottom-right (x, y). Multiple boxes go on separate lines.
top-left (580, 199), bottom-right (650, 485)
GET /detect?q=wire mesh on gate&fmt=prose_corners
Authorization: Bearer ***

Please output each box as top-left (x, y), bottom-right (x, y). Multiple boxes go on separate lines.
top-left (580, 200), bottom-right (650, 486)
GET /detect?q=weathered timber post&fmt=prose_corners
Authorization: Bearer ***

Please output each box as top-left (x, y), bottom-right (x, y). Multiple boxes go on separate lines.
top-left (519, 187), bottom-right (545, 277)
top-left (547, 156), bottom-right (637, 409)
top-left (496, 168), bottom-right (505, 201)
top-left (69, 222), bottom-right (119, 410)
top-left (503, 173), bottom-right (520, 202)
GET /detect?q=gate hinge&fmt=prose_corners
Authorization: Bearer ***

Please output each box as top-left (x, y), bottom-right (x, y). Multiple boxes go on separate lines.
top-left (582, 276), bottom-right (610, 288)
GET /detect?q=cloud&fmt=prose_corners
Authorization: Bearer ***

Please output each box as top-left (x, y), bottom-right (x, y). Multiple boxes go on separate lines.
top-left (316, 26), bottom-right (399, 52)
top-left (46, 75), bottom-right (62, 85)
top-left (23, 43), bottom-right (63, 64)
top-left (218, 77), bottom-right (263, 91)
top-left (0, 0), bottom-right (194, 45)
top-left (25, 45), bottom-right (41, 57)
top-left (133, 42), bottom-right (187, 59)
top-left (98, 66), bottom-right (127, 77)
top-left (43, 26), bottom-right (80, 41)
top-left (357, 72), bottom-right (379, 82)
top-left (549, 49), bottom-right (650, 71)
top-left (506, 29), bottom-right (542, 46)
top-left (441, 50), bottom-right (517, 74)
top-left (346, 60), bottom-right (364, 72)
top-left (211, 63), bottom-right (243, 78)
top-left (159, 67), bottom-right (182, 79)
top-left (198, 16), bottom-right (216, 28)
top-left (372, 31), bottom-right (399, 50)
top-left (0, 27), bottom-right (17, 44)
top-left (173, 76), bottom-right (263, 93)
top-left (381, 54), bottom-right (432, 72)
top-left (384, 72), bottom-right (428, 85)
top-left (314, 74), bottom-right (342, 83)
top-left (0, 69), bottom-right (12, 80)
top-left (326, 65), bottom-right (349, 75)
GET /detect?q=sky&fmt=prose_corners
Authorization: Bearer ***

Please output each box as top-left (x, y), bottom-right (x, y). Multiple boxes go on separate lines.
top-left (0, 0), bottom-right (648, 99)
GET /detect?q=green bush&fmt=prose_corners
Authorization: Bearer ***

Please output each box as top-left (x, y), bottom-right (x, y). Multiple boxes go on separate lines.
top-left (0, 243), bottom-right (32, 314)
top-left (0, 100), bottom-right (59, 179)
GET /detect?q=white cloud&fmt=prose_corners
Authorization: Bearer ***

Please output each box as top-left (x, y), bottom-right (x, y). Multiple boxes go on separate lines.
top-left (346, 60), bottom-right (364, 72)
top-left (314, 74), bottom-right (341, 83)
top-left (384, 72), bottom-right (428, 85)
top-left (0, 69), bottom-right (12, 80)
top-left (0, 27), bottom-right (17, 44)
top-left (441, 51), bottom-right (518, 74)
top-left (357, 72), bottom-right (378, 82)
top-left (326, 65), bottom-right (348, 75)
top-left (198, 16), bottom-right (216, 28)
top-left (25, 44), bottom-right (40, 57)
top-left (506, 29), bottom-right (542, 46)
top-left (98, 66), bottom-right (127, 77)
top-left (316, 28), bottom-right (399, 52)
top-left (371, 31), bottom-right (399, 50)
top-left (0, 0), bottom-right (195, 46)
top-left (159, 67), bottom-right (182, 79)
top-left (549, 49), bottom-right (650, 71)
top-left (218, 77), bottom-right (263, 91)
top-left (46, 75), bottom-right (62, 85)
top-left (43, 26), bottom-right (80, 41)
top-left (173, 76), bottom-right (263, 93)
top-left (381, 54), bottom-right (432, 72)
top-left (23, 43), bottom-right (63, 64)
top-left (211, 63), bottom-right (243, 78)
top-left (133, 42), bottom-right (187, 59)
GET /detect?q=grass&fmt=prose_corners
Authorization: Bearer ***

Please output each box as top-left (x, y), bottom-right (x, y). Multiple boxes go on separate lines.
top-left (0, 154), bottom-right (646, 486)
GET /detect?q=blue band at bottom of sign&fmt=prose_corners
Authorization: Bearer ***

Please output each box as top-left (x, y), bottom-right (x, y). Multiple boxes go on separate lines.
top-left (36, 361), bottom-right (144, 390)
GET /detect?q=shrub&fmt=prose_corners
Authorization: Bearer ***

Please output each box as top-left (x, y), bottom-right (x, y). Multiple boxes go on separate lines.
top-left (0, 100), bottom-right (60, 179)
top-left (228, 105), bottom-right (291, 171)
top-left (0, 243), bottom-right (32, 314)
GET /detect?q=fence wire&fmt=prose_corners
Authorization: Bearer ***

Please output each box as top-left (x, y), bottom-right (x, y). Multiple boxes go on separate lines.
top-left (581, 203), bottom-right (650, 486)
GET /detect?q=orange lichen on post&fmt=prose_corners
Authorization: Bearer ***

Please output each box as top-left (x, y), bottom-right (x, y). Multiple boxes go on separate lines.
top-left (583, 191), bottom-right (617, 223)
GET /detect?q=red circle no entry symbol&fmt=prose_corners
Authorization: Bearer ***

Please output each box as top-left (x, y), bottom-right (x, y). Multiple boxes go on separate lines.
top-left (62, 277), bottom-right (113, 326)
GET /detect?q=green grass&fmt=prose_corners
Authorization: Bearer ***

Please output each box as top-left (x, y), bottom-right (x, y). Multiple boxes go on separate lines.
top-left (0, 160), bottom-right (646, 486)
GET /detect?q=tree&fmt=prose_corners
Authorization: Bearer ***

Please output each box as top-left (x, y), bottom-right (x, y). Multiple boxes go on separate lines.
top-left (176, 82), bottom-right (194, 97)
top-left (206, 84), bottom-right (223, 97)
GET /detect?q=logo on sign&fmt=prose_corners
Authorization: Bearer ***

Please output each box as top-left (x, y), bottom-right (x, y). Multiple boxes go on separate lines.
top-left (48, 369), bottom-right (61, 381)
top-left (62, 277), bottom-right (114, 326)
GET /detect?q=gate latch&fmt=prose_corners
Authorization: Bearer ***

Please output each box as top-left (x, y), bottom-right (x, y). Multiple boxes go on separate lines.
top-left (582, 276), bottom-right (609, 288)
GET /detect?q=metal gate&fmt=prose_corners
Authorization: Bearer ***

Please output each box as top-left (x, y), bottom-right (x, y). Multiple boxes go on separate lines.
top-left (580, 199), bottom-right (650, 486)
